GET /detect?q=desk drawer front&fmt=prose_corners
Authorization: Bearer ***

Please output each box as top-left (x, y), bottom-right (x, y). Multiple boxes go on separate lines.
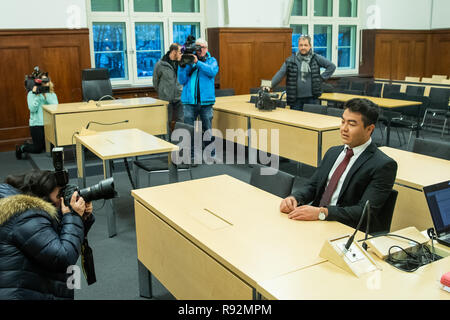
top-left (54, 106), bottom-right (167, 146)
top-left (135, 201), bottom-right (253, 300)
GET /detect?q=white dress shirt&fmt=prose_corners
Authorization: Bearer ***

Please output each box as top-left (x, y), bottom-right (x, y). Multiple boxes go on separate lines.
top-left (326, 138), bottom-right (372, 206)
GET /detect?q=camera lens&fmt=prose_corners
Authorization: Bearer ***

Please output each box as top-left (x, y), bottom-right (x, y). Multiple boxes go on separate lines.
top-left (78, 177), bottom-right (116, 203)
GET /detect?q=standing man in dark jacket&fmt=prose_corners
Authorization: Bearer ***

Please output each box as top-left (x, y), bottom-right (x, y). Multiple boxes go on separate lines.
top-left (153, 43), bottom-right (184, 132)
top-left (271, 35), bottom-right (336, 111)
top-left (0, 170), bottom-right (94, 300)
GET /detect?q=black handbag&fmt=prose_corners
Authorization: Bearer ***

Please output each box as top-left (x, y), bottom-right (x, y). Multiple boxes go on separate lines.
top-left (81, 238), bottom-right (97, 285)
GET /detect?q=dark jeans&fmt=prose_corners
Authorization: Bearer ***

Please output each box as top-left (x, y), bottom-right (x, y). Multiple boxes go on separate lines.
top-left (289, 97), bottom-right (319, 111)
top-left (168, 100), bottom-right (184, 123)
top-left (22, 125), bottom-right (45, 154)
top-left (184, 103), bottom-right (215, 158)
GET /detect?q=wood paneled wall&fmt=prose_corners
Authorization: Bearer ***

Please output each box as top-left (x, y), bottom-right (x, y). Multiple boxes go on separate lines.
top-left (0, 28), bottom-right (90, 151)
top-left (360, 29), bottom-right (450, 80)
top-left (207, 28), bottom-right (292, 95)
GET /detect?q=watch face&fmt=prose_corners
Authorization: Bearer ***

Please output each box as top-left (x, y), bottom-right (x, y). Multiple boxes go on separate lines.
top-left (319, 212), bottom-right (326, 220)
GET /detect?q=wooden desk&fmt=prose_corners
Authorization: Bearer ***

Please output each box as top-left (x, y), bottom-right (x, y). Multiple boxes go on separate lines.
top-left (319, 93), bottom-right (422, 147)
top-left (213, 95), bottom-right (342, 167)
top-left (257, 243), bottom-right (450, 300)
top-left (43, 97), bottom-right (168, 152)
top-left (131, 174), bottom-right (356, 299)
top-left (379, 147), bottom-right (450, 232)
top-left (75, 128), bottom-right (178, 237)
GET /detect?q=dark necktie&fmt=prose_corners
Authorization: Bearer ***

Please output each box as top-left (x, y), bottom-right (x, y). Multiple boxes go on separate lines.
top-left (319, 148), bottom-right (354, 207)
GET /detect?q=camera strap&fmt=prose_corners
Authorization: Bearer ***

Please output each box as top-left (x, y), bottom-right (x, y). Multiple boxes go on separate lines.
top-left (81, 237), bottom-right (97, 285)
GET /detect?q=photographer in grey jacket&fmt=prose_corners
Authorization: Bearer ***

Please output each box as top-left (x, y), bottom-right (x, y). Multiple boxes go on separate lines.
top-left (153, 43), bottom-right (184, 131)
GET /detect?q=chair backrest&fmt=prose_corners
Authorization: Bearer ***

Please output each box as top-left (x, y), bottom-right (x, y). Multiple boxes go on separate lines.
top-left (365, 82), bottom-right (382, 97)
top-left (350, 81), bottom-right (366, 91)
top-left (382, 84), bottom-right (401, 97)
top-left (326, 107), bottom-right (344, 118)
top-left (432, 75), bottom-right (448, 80)
top-left (412, 138), bottom-right (450, 160)
top-left (405, 76), bottom-right (421, 82)
top-left (405, 85), bottom-right (425, 96)
top-left (303, 104), bottom-right (327, 114)
top-left (215, 88), bottom-right (235, 97)
top-left (338, 88), bottom-right (364, 95)
top-left (371, 189), bottom-right (398, 234)
top-left (81, 68), bottom-right (113, 101)
top-left (336, 78), bottom-right (350, 90)
top-left (428, 87), bottom-right (450, 108)
top-left (249, 165), bottom-right (295, 199)
top-left (250, 87), bottom-right (260, 94)
top-left (384, 92), bottom-right (428, 118)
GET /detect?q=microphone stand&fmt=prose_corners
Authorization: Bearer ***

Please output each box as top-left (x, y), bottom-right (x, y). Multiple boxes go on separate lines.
top-left (344, 200), bottom-right (370, 251)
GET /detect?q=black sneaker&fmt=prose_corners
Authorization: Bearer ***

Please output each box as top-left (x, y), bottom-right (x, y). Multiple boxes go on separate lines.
top-left (15, 145), bottom-right (22, 160)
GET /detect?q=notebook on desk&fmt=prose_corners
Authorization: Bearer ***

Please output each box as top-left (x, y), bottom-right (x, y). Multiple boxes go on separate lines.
top-left (424, 180), bottom-right (450, 247)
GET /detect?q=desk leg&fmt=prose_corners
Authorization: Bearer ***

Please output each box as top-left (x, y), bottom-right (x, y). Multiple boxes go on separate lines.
top-left (247, 117), bottom-right (256, 166)
top-left (168, 152), bottom-right (178, 183)
top-left (104, 160), bottom-right (117, 238)
top-left (385, 119), bottom-right (392, 147)
top-left (133, 156), bottom-right (140, 189)
top-left (76, 141), bottom-right (86, 188)
top-left (138, 260), bottom-right (153, 299)
top-left (317, 131), bottom-right (323, 166)
top-left (252, 289), bottom-right (262, 300)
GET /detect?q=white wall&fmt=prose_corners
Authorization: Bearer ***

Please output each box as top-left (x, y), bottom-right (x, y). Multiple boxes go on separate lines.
top-left (0, 0), bottom-right (87, 29)
top-left (431, 0), bottom-right (450, 29)
top-left (361, 0), bottom-right (432, 30)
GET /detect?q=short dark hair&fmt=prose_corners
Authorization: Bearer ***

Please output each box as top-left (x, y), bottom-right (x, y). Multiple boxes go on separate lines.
top-left (5, 170), bottom-right (57, 202)
top-left (344, 98), bottom-right (379, 127)
top-left (169, 43), bottom-right (180, 53)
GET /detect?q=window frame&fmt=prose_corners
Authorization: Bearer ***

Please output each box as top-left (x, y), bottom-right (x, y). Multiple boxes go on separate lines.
top-left (86, 0), bottom-right (206, 87)
top-left (290, 0), bottom-right (362, 76)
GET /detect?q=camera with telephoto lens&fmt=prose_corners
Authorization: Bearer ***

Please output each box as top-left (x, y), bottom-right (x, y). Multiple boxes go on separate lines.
top-left (179, 35), bottom-right (202, 68)
top-left (255, 87), bottom-right (279, 111)
top-left (52, 147), bottom-right (117, 208)
top-left (24, 66), bottom-right (51, 94)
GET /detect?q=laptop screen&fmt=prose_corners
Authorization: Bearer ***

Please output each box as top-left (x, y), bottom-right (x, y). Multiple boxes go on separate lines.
top-left (423, 180), bottom-right (450, 235)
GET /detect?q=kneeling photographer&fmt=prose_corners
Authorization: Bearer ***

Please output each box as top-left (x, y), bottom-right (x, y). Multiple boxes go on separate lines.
top-left (0, 169), bottom-right (94, 300)
top-left (16, 67), bottom-right (58, 160)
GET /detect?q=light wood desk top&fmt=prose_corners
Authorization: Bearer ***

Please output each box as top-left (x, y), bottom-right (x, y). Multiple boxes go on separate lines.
top-left (258, 252), bottom-right (450, 300)
top-left (44, 97), bottom-right (167, 114)
top-left (132, 174), bottom-right (356, 288)
top-left (75, 128), bottom-right (178, 160)
top-left (319, 92), bottom-right (422, 108)
top-left (379, 147), bottom-right (450, 190)
top-left (215, 95), bottom-right (341, 131)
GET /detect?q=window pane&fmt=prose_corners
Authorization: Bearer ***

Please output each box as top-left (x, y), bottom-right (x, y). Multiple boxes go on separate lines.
top-left (313, 25), bottom-right (332, 60)
top-left (91, 0), bottom-right (124, 12)
top-left (93, 22), bottom-right (128, 80)
top-left (291, 24), bottom-right (309, 54)
top-left (292, 0), bottom-right (307, 16)
top-left (134, 0), bottom-right (162, 12)
top-left (135, 23), bottom-right (164, 78)
top-left (314, 0), bottom-right (332, 17)
top-left (172, 0), bottom-right (199, 13)
top-left (173, 23), bottom-right (200, 45)
top-left (339, 0), bottom-right (358, 17)
top-left (338, 25), bottom-right (356, 68)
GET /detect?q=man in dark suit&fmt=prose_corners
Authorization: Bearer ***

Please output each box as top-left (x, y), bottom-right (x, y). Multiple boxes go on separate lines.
top-left (280, 98), bottom-right (397, 232)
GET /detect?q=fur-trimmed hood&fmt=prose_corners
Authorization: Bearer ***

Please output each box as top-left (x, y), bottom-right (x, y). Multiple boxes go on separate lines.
top-left (0, 192), bottom-right (58, 226)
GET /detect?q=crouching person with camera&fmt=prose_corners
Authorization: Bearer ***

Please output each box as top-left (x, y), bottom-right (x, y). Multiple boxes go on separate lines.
top-left (0, 170), bottom-right (94, 300)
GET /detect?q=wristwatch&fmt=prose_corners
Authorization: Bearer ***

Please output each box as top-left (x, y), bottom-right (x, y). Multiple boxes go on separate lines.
top-left (318, 208), bottom-right (327, 221)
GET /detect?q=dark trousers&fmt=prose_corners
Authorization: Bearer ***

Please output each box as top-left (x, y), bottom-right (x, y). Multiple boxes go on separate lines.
top-left (22, 126), bottom-right (45, 154)
top-left (289, 97), bottom-right (319, 111)
top-left (184, 104), bottom-right (215, 158)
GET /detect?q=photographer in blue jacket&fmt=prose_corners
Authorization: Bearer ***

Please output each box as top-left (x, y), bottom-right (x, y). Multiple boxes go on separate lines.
top-left (178, 38), bottom-right (219, 161)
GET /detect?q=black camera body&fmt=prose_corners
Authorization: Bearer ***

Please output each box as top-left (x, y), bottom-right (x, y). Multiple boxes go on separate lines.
top-left (179, 35), bottom-right (202, 68)
top-left (24, 66), bottom-right (50, 94)
top-left (255, 88), bottom-right (278, 111)
top-left (51, 147), bottom-right (116, 207)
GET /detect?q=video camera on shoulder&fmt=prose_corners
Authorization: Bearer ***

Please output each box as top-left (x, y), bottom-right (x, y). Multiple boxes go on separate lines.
top-left (24, 66), bottom-right (51, 94)
top-left (179, 35), bottom-right (202, 68)
top-left (51, 147), bottom-right (116, 208)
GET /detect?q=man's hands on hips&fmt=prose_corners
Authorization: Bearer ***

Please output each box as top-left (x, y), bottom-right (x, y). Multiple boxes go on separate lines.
top-left (280, 196), bottom-right (321, 221)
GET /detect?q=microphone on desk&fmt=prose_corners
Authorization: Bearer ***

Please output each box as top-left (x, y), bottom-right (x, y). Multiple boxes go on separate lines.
top-left (86, 120), bottom-right (129, 129)
top-left (95, 95), bottom-right (116, 107)
top-left (344, 200), bottom-right (370, 251)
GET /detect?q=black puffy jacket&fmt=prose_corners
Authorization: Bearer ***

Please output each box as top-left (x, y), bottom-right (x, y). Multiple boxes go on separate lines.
top-left (0, 183), bottom-right (85, 300)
